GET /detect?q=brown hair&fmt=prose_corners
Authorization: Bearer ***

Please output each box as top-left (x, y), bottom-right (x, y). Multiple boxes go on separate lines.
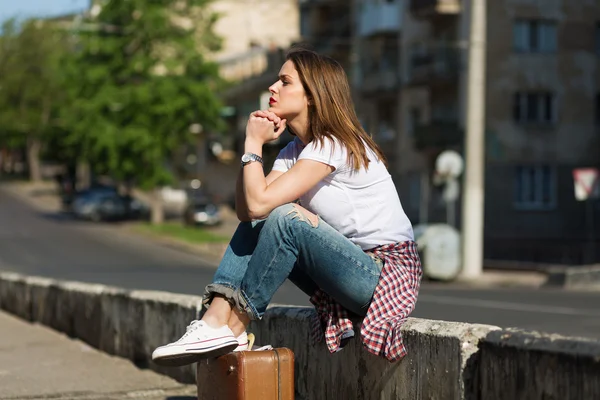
top-left (286, 48), bottom-right (387, 170)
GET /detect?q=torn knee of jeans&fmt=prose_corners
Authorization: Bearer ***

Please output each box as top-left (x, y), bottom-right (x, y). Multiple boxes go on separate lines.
top-left (286, 204), bottom-right (319, 227)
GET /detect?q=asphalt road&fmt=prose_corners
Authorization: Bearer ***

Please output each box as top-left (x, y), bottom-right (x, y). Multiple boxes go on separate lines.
top-left (2, 188), bottom-right (600, 340)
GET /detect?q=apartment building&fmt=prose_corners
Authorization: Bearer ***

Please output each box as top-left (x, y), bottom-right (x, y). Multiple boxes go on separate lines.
top-left (203, 0), bottom-right (354, 195)
top-left (206, 0), bottom-right (600, 264)
top-left (188, 0), bottom-right (300, 201)
top-left (299, 0), bottom-right (353, 70)
top-left (399, 0), bottom-right (600, 264)
top-left (353, 0), bottom-right (404, 174)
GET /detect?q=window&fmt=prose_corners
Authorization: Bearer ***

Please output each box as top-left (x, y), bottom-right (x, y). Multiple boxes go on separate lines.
top-left (513, 20), bottom-right (557, 53)
top-left (596, 23), bottom-right (600, 55)
top-left (514, 166), bottom-right (556, 209)
top-left (408, 108), bottom-right (422, 137)
top-left (513, 92), bottom-right (557, 124)
top-left (408, 172), bottom-right (421, 211)
top-left (596, 93), bottom-right (600, 127)
top-left (300, 8), bottom-right (310, 38)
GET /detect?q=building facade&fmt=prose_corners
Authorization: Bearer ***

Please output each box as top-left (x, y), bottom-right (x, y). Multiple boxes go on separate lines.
top-left (353, 0), bottom-right (404, 177)
top-left (399, 0), bottom-right (600, 264)
top-left (195, 0), bottom-right (301, 202)
top-left (208, 0), bottom-right (600, 264)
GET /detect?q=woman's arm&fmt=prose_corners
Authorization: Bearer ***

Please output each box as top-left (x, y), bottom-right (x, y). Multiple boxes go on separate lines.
top-left (243, 141), bottom-right (333, 219)
top-left (235, 168), bottom-right (284, 222)
top-left (242, 110), bottom-right (333, 220)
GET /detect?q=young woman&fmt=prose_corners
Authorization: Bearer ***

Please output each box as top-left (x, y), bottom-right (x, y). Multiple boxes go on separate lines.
top-left (152, 48), bottom-right (422, 366)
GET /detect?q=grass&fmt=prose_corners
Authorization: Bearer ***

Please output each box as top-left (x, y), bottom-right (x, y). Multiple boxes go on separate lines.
top-left (133, 222), bottom-right (230, 244)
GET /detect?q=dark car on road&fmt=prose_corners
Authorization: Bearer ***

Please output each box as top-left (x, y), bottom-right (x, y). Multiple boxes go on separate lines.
top-left (61, 184), bottom-right (118, 212)
top-left (72, 190), bottom-right (148, 222)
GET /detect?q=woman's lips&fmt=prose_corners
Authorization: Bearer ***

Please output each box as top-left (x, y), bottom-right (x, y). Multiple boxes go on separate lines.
top-left (269, 97), bottom-right (277, 105)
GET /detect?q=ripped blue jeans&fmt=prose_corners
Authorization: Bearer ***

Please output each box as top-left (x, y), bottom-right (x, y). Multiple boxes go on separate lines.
top-left (203, 203), bottom-right (383, 320)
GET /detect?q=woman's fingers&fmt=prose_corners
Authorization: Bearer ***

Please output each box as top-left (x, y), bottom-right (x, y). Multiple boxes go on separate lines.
top-left (273, 119), bottom-right (287, 138)
top-left (252, 110), bottom-right (281, 126)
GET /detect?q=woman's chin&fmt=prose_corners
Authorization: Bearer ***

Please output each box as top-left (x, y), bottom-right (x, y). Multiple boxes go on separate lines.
top-left (268, 107), bottom-right (285, 118)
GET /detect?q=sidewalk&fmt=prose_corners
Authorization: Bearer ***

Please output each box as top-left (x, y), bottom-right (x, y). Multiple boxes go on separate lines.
top-left (0, 311), bottom-right (196, 400)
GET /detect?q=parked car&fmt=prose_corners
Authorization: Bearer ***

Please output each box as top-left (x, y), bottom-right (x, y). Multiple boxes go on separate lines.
top-left (62, 184), bottom-right (118, 212)
top-left (183, 200), bottom-right (222, 227)
top-left (73, 191), bottom-right (148, 222)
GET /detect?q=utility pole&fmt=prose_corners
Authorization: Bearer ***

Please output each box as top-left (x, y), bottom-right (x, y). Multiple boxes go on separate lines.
top-left (460, 0), bottom-right (487, 280)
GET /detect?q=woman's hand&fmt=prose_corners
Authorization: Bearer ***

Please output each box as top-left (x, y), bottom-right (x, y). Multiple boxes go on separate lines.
top-left (245, 110), bottom-right (287, 145)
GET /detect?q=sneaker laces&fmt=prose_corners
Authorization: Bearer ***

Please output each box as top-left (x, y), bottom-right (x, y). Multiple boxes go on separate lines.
top-left (176, 320), bottom-right (205, 342)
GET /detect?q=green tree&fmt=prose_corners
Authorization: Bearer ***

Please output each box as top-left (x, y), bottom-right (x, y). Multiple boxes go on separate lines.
top-left (0, 18), bottom-right (69, 181)
top-left (62, 0), bottom-right (224, 223)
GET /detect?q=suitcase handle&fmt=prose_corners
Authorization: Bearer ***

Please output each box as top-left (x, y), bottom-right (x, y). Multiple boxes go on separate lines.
top-left (274, 348), bottom-right (282, 400)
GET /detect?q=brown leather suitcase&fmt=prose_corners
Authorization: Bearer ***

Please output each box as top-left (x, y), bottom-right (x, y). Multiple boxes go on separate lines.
top-left (196, 348), bottom-right (295, 400)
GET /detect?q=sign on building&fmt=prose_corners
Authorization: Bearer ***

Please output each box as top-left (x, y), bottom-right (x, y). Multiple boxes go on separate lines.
top-left (573, 168), bottom-right (600, 201)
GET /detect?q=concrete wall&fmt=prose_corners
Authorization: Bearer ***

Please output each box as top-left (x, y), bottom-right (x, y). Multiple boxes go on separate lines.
top-left (479, 328), bottom-right (600, 400)
top-left (1, 271), bottom-right (599, 400)
top-left (244, 306), bottom-right (494, 400)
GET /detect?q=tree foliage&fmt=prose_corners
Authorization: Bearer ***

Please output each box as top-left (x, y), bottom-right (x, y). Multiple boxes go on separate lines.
top-left (62, 0), bottom-right (224, 190)
top-left (0, 18), bottom-right (70, 179)
top-left (0, 0), bottom-right (225, 197)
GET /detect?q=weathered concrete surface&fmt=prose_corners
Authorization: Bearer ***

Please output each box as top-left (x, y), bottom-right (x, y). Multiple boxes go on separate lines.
top-left (2, 271), bottom-right (600, 400)
top-left (545, 264), bottom-right (600, 290)
top-left (247, 307), bottom-right (498, 400)
top-left (0, 272), bottom-right (203, 384)
top-left (479, 328), bottom-right (600, 400)
top-left (0, 310), bottom-right (196, 399)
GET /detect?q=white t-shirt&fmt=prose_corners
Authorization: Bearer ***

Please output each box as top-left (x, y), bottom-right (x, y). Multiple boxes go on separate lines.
top-left (272, 137), bottom-right (414, 250)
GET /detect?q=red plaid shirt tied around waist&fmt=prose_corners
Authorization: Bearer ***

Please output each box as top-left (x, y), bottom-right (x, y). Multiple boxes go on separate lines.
top-left (309, 240), bottom-right (422, 362)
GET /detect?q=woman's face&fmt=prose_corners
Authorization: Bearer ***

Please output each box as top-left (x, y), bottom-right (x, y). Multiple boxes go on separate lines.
top-left (267, 60), bottom-right (309, 120)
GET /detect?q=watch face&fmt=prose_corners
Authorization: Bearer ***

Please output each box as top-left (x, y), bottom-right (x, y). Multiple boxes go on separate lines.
top-left (241, 154), bottom-right (251, 163)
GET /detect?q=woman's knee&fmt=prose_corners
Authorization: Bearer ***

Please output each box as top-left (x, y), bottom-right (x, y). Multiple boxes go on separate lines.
top-left (266, 203), bottom-right (296, 223)
top-left (266, 203), bottom-right (319, 228)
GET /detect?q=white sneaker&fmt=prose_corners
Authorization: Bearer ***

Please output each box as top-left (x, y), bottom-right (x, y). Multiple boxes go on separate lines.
top-left (152, 320), bottom-right (238, 367)
top-left (234, 331), bottom-right (249, 352)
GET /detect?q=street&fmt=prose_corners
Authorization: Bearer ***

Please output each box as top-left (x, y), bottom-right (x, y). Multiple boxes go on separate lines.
top-left (2, 187), bottom-right (600, 340)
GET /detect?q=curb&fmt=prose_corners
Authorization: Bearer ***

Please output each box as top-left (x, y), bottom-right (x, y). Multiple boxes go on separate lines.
top-left (0, 271), bottom-right (498, 399)
top-left (2, 272), bottom-right (599, 399)
top-left (545, 264), bottom-right (600, 290)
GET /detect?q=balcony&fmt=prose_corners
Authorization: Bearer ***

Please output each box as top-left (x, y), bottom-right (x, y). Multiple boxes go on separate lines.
top-left (359, 56), bottom-right (401, 93)
top-left (358, 2), bottom-right (402, 37)
top-left (299, 0), bottom-right (345, 5)
top-left (406, 44), bottom-right (461, 86)
top-left (414, 119), bottom-right (463, 151)
top-left (410, 0), bottom-right (461, 18)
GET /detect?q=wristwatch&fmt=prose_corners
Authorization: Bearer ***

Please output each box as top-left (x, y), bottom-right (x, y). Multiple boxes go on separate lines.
top-left (241, 152), bottom-right (263, 167)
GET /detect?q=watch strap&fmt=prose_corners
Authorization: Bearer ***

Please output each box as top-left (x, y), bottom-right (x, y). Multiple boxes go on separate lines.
top-left (241, 152), bottom-right (263, 167)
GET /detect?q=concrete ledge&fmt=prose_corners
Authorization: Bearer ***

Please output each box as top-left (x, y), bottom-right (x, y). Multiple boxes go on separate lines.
top-left (545, 264), bottom-right (600, 289)
top-left (1, 272), bottom-right (599, 399)
top-left (248, 308), bottom-right (497, 400)
top-left (480, 329), bottom-right (600, 399)
top-left (0, 272), bottom-right (202, 383)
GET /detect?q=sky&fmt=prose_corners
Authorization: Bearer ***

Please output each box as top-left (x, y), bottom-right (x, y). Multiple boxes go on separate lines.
top-left (0, 0), bottom-right (90, 24)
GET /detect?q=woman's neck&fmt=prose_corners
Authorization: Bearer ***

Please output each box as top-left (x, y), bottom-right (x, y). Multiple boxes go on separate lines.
top-left (288, 117), bottom-right (311, 145)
